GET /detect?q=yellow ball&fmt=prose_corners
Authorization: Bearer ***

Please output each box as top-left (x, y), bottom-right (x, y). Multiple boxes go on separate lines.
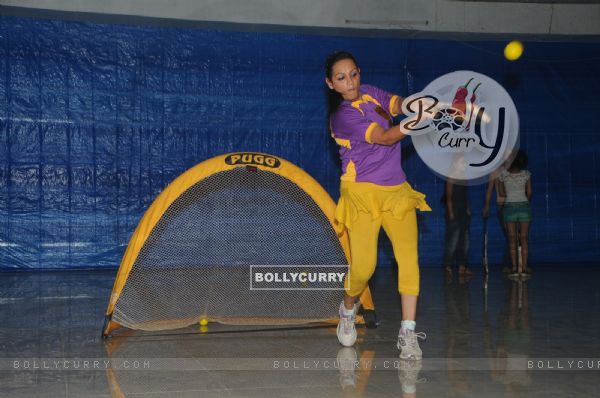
top-left (504, 40), bottom-right (523, 61)
top-left (199, 318), bottom-right (208, 326)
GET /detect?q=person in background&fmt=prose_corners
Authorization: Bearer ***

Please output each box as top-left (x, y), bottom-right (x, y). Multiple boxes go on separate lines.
top-left (443, 180), bottom-right (472, 277)
top-left (499, 150), bottom-right (532, 279)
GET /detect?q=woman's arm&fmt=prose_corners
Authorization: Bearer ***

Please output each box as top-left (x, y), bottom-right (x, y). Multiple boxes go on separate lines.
top-left (526, 178), bottom-right (532, 201)
top-left (498, 181), bottom-right (507, 198)
top-left (356, 92), bottom-right (406, 146)
top-left (392, 95), bottom-right (405, 116)
top-left (369, 124), bottom-right (408, 146)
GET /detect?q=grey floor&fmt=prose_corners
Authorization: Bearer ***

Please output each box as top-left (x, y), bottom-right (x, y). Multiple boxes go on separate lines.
top-left (1, 266), bottom-right (599, 397)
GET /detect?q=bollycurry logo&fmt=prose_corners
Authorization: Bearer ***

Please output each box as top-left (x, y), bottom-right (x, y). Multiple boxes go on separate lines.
top-left (400, 71), bottom-right (519, 184)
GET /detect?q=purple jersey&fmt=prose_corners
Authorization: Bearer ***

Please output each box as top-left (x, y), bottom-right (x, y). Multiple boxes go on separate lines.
top-left (330, 84), bottom-right (406, 186)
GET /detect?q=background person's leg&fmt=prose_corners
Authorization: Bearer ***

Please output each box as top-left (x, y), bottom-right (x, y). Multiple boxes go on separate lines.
top-left (519, 221), bottom-right (531, 273)
top-left (443, 217), bottom-right (461, 274)
top-left (506, 222), bottom-right (518, 272)
top-left (456, 215), bottom-right (472, 275)
top-left (497, 205), bottom-right (511, 270)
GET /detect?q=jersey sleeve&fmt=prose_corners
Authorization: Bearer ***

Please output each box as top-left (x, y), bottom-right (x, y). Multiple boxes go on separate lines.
top-left (330, 106), bottom-right (378, 144)
top-left (362, 84), bottom-right (400, 117)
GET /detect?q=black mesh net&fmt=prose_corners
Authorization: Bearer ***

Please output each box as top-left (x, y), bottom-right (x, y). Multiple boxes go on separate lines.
top-left (112, 167), bottom-right (347, 330)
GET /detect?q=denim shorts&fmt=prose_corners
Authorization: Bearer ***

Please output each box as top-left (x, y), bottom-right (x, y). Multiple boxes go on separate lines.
top-left (503, 202), bottom-right (532, 222)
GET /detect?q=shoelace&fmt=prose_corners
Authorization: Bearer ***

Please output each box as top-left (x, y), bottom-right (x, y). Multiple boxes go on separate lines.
top-left (400, 331), bottom-right (426, 349)
top-left (341, 314), bottom-right (355, 334)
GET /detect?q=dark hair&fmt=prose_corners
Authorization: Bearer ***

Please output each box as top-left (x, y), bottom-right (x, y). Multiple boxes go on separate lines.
top-left (325, 51), bottom-right (358, 116)
top-left (509, 149), bottom-right (528, 171)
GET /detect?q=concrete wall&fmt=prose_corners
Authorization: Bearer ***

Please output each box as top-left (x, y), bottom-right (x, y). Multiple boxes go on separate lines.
top-left (1, 0), bottom-right (600, 36)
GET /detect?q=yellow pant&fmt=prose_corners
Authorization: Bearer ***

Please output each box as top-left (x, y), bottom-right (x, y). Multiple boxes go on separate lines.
top-left (335, 181), bottom-right (430, 297)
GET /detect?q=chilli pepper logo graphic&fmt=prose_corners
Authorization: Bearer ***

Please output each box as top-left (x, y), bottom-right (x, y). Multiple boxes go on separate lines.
top-left (399, 71), bottom-right (519, 184)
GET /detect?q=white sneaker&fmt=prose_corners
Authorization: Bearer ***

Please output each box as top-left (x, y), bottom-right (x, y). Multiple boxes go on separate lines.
top-left (397, 328), bottom-right (426, 360)
top-left (398, 359), bottom-right (425, 394)
top-left (337, 302), bottom-right (357, 347)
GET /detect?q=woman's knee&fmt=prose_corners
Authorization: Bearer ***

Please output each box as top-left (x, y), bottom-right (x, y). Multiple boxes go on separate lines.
top-left (345, 269), bottom-right (373, 296)
top-left (347, 263), bottom-right (375, 286)
top-left (349, 268), bottom-right (371, 282)
top-left (507, 229), bottom-right (517, 241)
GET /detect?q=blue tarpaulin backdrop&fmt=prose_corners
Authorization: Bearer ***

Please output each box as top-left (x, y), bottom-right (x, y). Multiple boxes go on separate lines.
top-left (1, 16), bottom-right (599, 269)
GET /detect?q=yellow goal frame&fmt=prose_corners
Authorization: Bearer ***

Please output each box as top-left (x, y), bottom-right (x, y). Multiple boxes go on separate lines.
top-left (103, 152), bottom-right (374, 336)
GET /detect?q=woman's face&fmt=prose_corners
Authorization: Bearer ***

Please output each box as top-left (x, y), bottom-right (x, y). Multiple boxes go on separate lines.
top-left (326, 58), bottom-right (361, 102)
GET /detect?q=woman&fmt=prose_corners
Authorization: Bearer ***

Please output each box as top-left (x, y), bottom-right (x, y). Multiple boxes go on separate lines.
top-left (498, 150), bottom-right (532, 279)
top-left (325, 51), bottom-right (431, 360)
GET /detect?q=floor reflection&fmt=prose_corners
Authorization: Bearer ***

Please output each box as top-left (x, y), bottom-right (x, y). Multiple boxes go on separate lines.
top-left (444, 272), bottom-right (473, 395)
top-left (1, 267), bottom-right (599, 397)
top-left (488, 277), bottom-right (532, 394)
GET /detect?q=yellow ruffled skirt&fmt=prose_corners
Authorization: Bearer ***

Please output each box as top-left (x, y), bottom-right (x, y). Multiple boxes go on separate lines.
top-left (336, 180), bottom-right (431, 296)
top-left (335, 181), bottom-right (432, 230)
